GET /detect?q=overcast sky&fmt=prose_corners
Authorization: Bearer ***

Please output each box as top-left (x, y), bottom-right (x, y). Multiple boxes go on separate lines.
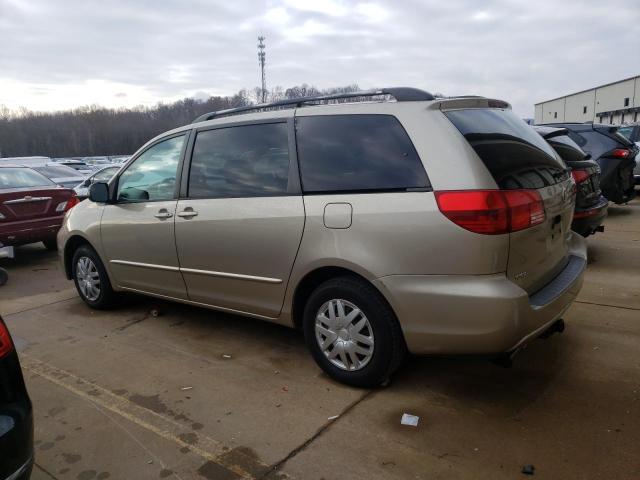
top-left (1, 0), bottom-right (638, 117)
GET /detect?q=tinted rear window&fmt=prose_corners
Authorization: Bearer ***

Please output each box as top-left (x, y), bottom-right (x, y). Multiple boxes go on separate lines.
top-left (546, 135), bottom-right (588, 163)
top-left (445, 109), bottom-right (568, 189)
top-left (296, 115), bottom-right (429, 193)
top-left (0, 168), bottom-right (55, 189)
top-left (33, 165), bottom-right (83, 178)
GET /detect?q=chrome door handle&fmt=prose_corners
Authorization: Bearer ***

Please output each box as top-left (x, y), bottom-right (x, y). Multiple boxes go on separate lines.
top-left (154, 210), bottom-right (173, 219)
top-left (177, 209), bottom-right (198, 218)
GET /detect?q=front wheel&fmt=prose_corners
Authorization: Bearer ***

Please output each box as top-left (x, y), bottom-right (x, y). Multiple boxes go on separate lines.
top-left (303, 276), bottom-right (406, 388)
top-left (72, 245), bottom-right (116, 309)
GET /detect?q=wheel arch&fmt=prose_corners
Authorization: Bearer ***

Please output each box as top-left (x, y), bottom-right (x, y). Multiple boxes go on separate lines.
top-left (63, 234), bottom-right (99, 280)
top-left (290, 265), bottom-right (397, 331)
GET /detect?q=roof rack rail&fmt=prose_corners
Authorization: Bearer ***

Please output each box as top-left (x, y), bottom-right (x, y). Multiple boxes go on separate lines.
top-left (192, 87), bottom-right (435, 123)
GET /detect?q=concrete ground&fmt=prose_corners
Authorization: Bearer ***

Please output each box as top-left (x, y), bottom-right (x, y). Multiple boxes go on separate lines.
top-left (1, 199), bottom-right (639, 480)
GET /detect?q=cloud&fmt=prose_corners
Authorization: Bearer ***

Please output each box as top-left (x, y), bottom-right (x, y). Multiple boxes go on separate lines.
top-left (0, 0), bottom-right (639, 116)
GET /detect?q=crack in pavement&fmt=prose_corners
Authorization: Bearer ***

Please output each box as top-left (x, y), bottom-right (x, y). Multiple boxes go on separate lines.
top-left (259, 389), bottom-right (376, 479)
top-left (35, 462), bottom-right (60, 480)
top-left (575, 300), bottom-right (640, 311)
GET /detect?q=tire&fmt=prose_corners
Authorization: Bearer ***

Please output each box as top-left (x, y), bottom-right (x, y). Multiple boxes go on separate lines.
top-left (0, 268), bottom-right (7, 286)
top-left (302, 276), bottom-right (406, 388)
top-left (71, 244), bottom-right (116, 309)
top-left (42, 238), bottom-right (58, 250)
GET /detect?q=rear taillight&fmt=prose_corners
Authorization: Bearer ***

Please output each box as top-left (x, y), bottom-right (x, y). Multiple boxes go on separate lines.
top-left (435, 189), bottom-right (546, 235)
top-left (56, 194), bottom-right (80, 212)
top-left (571, 169), bottom-right (590, 184)
top-left (0, 319), bottom-right (14, 359)
top-left (609, 148), bottom-right (631, 158)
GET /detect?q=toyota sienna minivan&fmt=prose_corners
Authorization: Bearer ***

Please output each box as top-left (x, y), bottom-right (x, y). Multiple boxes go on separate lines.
top-left (58, 88), bottom-right (586, 387)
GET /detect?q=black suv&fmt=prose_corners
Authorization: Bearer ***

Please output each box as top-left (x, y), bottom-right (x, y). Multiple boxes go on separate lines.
top-left (542, 123), bottom-right (638, 204)
top-left (535, 126), bottom-right (608, 236)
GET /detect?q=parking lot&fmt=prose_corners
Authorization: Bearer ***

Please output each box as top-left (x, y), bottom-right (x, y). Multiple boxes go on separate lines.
top-left (0, 199), bottom-right (638, 480)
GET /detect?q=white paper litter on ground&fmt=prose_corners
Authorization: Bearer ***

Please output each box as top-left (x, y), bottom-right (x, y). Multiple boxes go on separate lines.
top-left (401, 413), bottom-right (420, 427)
top-left (327, 415), bottom-right (339, 421)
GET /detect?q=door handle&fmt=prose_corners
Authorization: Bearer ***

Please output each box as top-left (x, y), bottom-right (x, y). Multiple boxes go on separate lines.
top-left (177, 208), bottom-right (198, 218)
top-left (154, 210), bottom-right (173, 219)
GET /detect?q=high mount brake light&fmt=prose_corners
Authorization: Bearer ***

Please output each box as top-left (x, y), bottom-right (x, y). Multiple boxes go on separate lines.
top-left (571, 169), bottom-right (590, 184)
top-left (435, 190), bottom-right (546, 235)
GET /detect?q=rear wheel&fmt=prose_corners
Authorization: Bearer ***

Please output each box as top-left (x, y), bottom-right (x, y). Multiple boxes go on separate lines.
top-left (303, 276), bottom-right (406, 388)
top-left (72, 245), bottom-right (116, 309)
top-left (42, 238), bottom-right (58, 251)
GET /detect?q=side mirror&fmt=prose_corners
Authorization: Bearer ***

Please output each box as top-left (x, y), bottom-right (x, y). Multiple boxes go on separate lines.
top-left (83, 178), bottom-right (92, 187)
top-left (88, 182), bottom-right (109, 203)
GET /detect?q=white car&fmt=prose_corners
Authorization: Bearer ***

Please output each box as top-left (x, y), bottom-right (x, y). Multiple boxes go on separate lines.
top-left (74, 165), bottom-right (121, 198)
top-left (617, 125), bottom-right (640, 184)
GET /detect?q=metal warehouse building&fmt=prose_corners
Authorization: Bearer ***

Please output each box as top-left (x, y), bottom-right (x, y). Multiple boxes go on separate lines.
top-left (534, 75), bottom-right (640, 125)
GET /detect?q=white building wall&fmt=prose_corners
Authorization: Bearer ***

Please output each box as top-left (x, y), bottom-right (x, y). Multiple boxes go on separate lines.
top-left (564, 90), bottom-right (596, 122)
top-left (534, 75), bottom-right (639, 125)
top-left (594, 78), bottom-right (635, 113)
top-left (541, 98), bottom-right (565, 123)
top-left (534, 104), bottom-right (543, 124)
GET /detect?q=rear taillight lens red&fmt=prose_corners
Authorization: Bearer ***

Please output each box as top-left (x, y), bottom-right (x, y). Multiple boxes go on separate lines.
top-left (609, 148), bottom-right (631, 158)
top-left (571, 169), bottom-right (590, 184)
top-left (435, 189), bottom-right (546, 235)
top-left (0, 319), bottom-right (14, 359)
top-left (65, 195), bottom-right (80, 211)
top-left (56, 194), bottom-right (80, 213)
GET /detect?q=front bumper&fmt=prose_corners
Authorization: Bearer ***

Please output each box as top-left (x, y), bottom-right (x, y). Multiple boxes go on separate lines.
top-left (374, 232), bottom-right (587, 355)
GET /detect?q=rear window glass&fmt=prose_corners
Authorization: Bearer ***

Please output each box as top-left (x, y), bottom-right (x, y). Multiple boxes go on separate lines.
top-left (0, 168), bottom-right (56, 189)
top-left (33, 165), bottom-right (83, 178)
top-left (296, 115), bottom-right (429, 193)
top-left (546, 135), bottom-right (588, 163)
top-left (445, 109), bottom-right (568, 189)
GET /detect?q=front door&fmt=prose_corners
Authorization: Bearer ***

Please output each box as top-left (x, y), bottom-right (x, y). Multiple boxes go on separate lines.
top-left (101, 133), bottom-right (188, 299)
top-left (174, 121), bottom-right (304, 318)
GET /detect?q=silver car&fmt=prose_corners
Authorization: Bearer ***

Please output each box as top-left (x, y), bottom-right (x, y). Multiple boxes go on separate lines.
top-left (58, 88), bottom-right (586, 387)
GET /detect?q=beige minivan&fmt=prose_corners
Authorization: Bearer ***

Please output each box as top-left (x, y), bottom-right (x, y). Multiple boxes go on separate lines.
top-left (58, 88), bottom-right (586, 387)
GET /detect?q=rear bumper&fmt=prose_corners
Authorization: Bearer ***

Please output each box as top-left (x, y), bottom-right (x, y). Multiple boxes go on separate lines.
top-left (0, 216), bottom-right (63, 247)
top-left (572, 196), bottom-right (608, 236)
top-left (374, 232), bottom-right (587, 355)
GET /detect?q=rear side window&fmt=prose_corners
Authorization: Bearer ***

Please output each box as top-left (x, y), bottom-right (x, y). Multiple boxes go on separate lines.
top-left (0, 168), bottom-right (55, 189)
top-left (296, 115), bottom-right (429, 193)
top-left (445, 109), bottom-right (568, 189)
top-left (188, 123), bottom-right (290, 199)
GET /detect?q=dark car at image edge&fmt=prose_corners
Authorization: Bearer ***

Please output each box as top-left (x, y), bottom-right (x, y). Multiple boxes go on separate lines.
top-left (0, 316), bottom-right (33, 480)
top-left (534, 126), bottom-right (608, 236)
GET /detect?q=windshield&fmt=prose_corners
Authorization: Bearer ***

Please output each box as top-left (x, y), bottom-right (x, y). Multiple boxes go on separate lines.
top-left (33, 165), bottom-right (84, 178)
top-left (0, 167), bottom-right (56, 189)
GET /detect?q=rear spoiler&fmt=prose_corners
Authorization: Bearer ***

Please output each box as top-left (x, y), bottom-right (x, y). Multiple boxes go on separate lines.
top-left (533, 126), bottom-right (569, 140)
top-left (429, 96), bottom-right (512, 111)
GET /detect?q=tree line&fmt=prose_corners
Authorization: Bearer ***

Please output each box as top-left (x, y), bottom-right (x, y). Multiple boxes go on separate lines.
top-left (0, 84), bottom-right (360, 158)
